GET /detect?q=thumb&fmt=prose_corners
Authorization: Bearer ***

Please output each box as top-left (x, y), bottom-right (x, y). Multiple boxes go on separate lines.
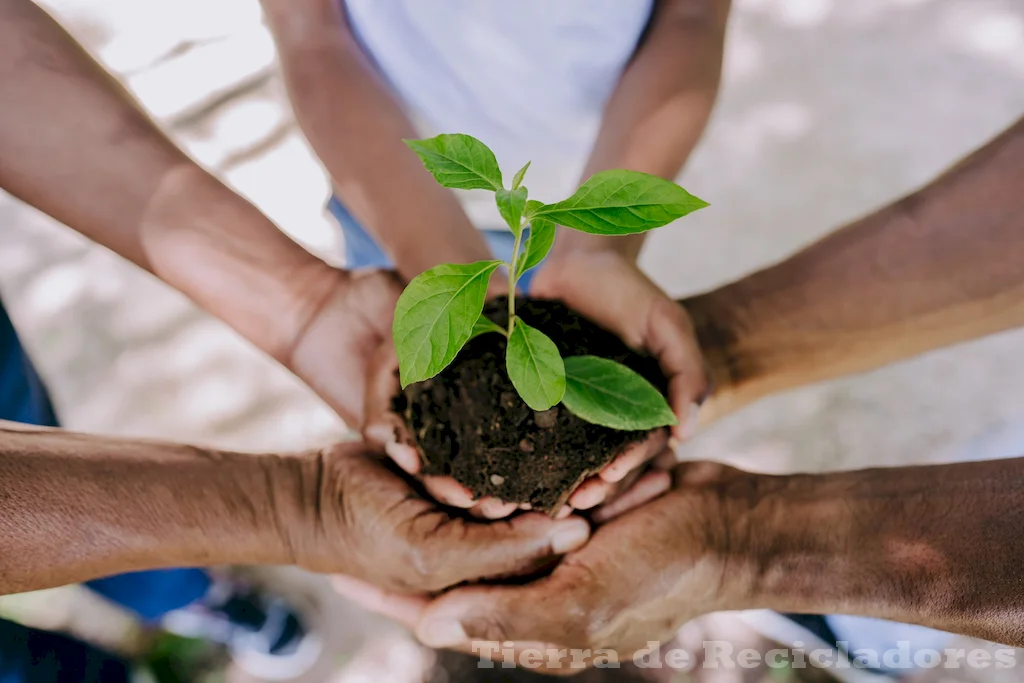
top-left (422, 514), bottom-right (590, 589)
top-left (645, 299), bottom-right (709, 441)
top-left (362, 343), bottom-right (422, 475)
top-left (415, 578), bottom-right (585, 651)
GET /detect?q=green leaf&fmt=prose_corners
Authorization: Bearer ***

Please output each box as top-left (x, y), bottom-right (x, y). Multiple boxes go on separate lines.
top-left (511, 161), bottom-right (531, 190)
top-left (394, 260), bottom-right (503, 387)
top-left (404, 134), bottom-right (503, 191)
top-left (506, 322), bottom-right (565, 411)
top-left (469, 314), bottom-right (506, 341)
top-left (516, 217), bottom-right (556, 277)
top-left (561, 356), bottom-right (677, 430)
top-left (523, 199), bottom-right (544, 220)
top-left (495, 187), bottom-right (528, 236)
top-left (532, 170), bottom-right (708, 235)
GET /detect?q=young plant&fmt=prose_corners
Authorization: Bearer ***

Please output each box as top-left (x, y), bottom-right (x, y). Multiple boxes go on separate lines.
top-left (393, 133), bottom-right (708, 430)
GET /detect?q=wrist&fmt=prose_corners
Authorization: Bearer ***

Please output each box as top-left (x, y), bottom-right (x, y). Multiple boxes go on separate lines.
top-left (659, 465), bottom-right (904, 617)
top-left (531, 248), bottom-right (630, 298)
top-left (260, 448), bottom-right (333, 571)
top-left (732, 472), bottom-right (845, 613)
top-left (185, 449), bottom-right (306, 568)
top-left (546, 232), bottom-right (643, 265)
top-left (143, 163), bottom-right (341, 361)
top-left (270, 443), bottom-right (361, 576)
top-left (676, 468), bottom-right (856, 615)
top-left (665, 467), bottom-right (785, 613)
top-left (736, 468), bottom-right (933, 619)
top-left (679, 283), bottom-right (768, 424)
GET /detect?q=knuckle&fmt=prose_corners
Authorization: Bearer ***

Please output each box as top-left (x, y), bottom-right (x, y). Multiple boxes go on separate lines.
top-left (402, 544), bottom-right (444, 590)
top-left (397, 514), bottom-right (461, 591)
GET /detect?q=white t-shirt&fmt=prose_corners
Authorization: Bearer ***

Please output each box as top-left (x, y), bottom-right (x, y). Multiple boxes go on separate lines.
top-left (344, 0), bottom-right (654, 231)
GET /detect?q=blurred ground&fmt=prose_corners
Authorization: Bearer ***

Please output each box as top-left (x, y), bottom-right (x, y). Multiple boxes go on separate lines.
top-left (1, 0), bottom-right (1023, 681)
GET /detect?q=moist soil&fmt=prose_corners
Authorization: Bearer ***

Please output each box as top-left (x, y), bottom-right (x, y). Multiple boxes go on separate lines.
top-left (394, 296), bottom-right (668, 512)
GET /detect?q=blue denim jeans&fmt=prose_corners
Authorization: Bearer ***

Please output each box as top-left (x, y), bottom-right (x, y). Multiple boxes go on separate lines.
top-left (0, 295), bottom-right (211, 682)
top-left (0, 620), bottom-right (129, 683)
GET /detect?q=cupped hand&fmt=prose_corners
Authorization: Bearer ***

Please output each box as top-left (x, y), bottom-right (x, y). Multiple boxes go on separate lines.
top-left (285, 442), bottom-right (591, 594)
top-left (284, 267), bottom-right (405, 428)
top-left (529, 249), bottom-right (712, 511)
top-left (361, 335), bottom-right (674, 519)
top-left (361, 343), bottom-right (523, 518)
top-left (429, 463), bottom-right (755, 674)
top-left (331, 462), bottom-right (760, 674)
top-left (362, 250), bottom-right (709, 517)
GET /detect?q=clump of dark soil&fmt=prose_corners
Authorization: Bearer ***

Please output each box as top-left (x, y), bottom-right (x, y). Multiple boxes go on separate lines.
top-left (393, 297), bottom-right (668, 512)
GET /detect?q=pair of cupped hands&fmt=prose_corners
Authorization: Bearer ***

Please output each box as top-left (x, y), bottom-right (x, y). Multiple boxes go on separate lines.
top-left (285, 249), bottom-right (727, 672)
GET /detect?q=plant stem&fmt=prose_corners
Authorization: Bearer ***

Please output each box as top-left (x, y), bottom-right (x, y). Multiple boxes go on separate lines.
top-left (507, 224), bottom-right (524, 336)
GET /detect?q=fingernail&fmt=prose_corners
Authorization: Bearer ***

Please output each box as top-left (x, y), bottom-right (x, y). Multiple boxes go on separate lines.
top-left (419, 619), bottom-right (468, 648)
top-left (385, 442), bottom-right (420, 475)
top-left (424, 476), bottom-right (477, 508)
top-left (571, 485), bottom-right (606, 510)
top-left (551, 518), bottom-right (590, 554)
top-left (602, 460), bottom-right (629, 483)
top-left (483, 500), bottom-right (518, 519)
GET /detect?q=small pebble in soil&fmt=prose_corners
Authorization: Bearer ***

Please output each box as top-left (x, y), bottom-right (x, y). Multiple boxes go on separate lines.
top-left (490, 474), bottom-right (505, 486)
top-left (534, 408), bottom-right (559, 429)
top-left (519, 438), bottom-right (534, 453)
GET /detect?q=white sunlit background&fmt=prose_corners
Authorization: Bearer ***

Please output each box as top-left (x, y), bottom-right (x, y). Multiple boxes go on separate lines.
top-left (1, 0), bottom-right (1024, 681)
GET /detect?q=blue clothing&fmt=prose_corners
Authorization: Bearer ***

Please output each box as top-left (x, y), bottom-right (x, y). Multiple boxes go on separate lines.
top-left (0, 296), bottom-right (210, 682)
top-left (0, 304), bottom-right (56, 428)
top-left (84, 571), bottom-right (210, 623)
top-left (328, 195), bottom-right (543, 293)
top-left (0, 620), bottom-right (129, 683)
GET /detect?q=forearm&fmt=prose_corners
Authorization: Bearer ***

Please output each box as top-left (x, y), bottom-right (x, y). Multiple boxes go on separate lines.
top-left (688, 116), bottom-right (1024, 419)
top-left (551, 0), bottom-right (729, 262)
top-left (0, 420), bottom-right (312, 595)
top-left (0, 1), bottom-right (336, 361)
top-left (262, 0), bottom-right (491, 280)
top-left (730, 458), bottom-right (1024, 645)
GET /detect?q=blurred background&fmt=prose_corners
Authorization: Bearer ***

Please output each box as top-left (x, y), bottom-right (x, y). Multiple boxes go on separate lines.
top-left (1, 0), bottom-right (1024, 680)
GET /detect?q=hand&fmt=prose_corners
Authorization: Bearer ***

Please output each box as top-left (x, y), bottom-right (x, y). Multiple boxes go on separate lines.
top-left (332, 462), bottom-right (758, 673)
top-left (358, 342), bottom-right (523, 517)
top-left (283, 267), bottom-right (404, 428)
top-left (284, 442), bottom-right (592, 594)
top-left (362, 250), bottom-right (710, 516)
top-left (361, 326), bottom-right (675, 518)
top-left (529, 249), bottom-right (711, 511)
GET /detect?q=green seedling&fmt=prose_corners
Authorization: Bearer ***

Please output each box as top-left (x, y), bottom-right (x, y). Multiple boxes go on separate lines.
top-left (394, 133), bottom-right (708, 430)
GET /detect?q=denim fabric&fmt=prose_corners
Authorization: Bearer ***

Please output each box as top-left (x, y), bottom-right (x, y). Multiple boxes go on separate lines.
top-left (0, 294), bottom-right (211, 681)
top-left (327, 195), bottom-right (543, 292)
top-left (0, 619), bottom-right (129, 683)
